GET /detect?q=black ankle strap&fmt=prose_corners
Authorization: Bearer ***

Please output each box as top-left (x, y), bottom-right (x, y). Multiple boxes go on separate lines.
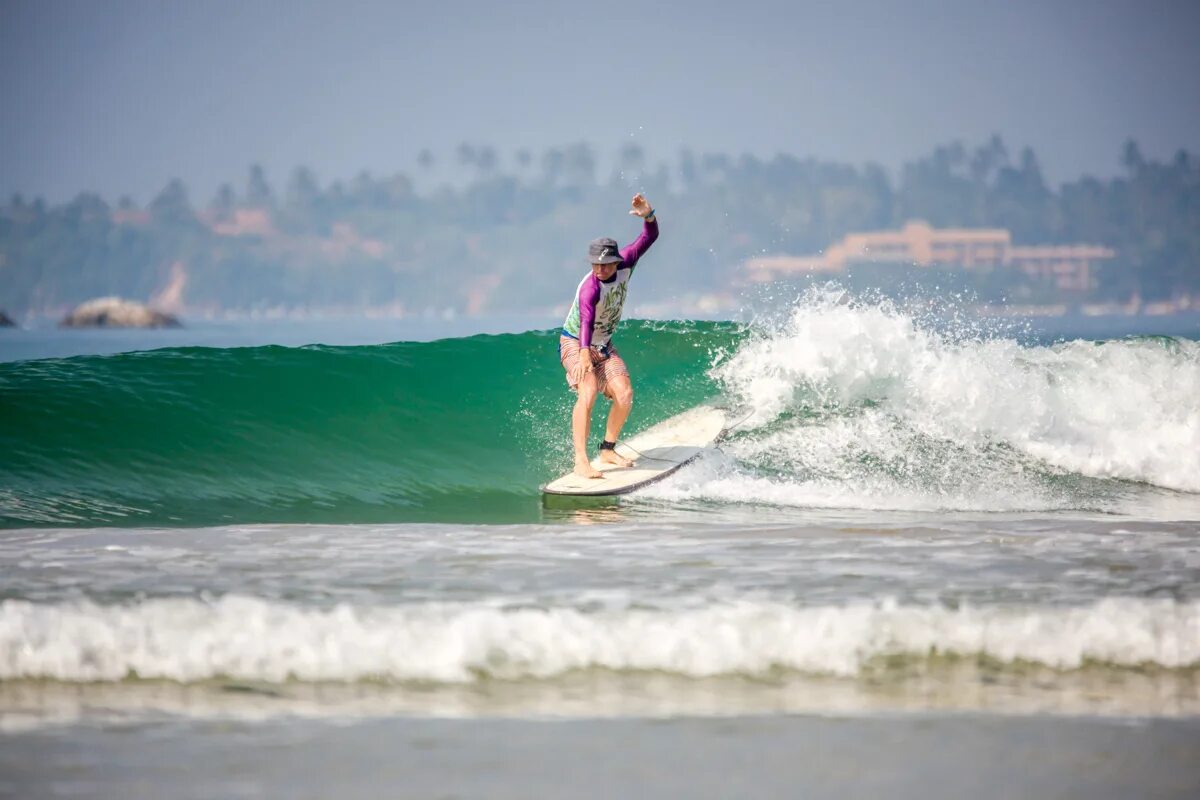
top-left (599, 440), bottom-right (616, 451)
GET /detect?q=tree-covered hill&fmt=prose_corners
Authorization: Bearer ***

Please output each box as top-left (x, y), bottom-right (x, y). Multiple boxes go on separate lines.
top-left (1, 138), bottom-right (1196, 318)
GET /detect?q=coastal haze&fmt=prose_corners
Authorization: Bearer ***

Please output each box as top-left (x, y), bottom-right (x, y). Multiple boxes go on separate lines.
top-left (4, 0), bottom-right (1200, 202)
top-left (2, 2), bottom-right (1200, 799)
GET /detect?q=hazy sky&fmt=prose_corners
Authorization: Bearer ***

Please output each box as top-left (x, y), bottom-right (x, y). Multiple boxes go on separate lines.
top-left (2, 0), bottom-right (1198, 204)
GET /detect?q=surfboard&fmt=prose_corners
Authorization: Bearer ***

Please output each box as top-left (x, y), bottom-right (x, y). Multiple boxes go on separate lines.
top-left (541, 405), bottom-right (727, 497)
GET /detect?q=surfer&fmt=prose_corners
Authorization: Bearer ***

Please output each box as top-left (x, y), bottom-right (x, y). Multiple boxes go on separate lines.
top-left (559, 192), bottom-right (659, 478)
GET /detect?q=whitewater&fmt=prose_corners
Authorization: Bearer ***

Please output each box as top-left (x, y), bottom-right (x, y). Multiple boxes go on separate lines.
top-left (709, 291), bottom-right (1200, 496)
top-left (4, 595), bottom-right (1197, 684)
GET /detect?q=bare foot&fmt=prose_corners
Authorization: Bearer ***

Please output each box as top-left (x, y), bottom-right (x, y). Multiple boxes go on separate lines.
top-left (574, 460), bottom-right (604, 479)
top-left (598, 449), bottom-right (634, 468)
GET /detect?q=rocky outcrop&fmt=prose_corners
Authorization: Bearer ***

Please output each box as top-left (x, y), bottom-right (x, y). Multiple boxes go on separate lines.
top-left (60, 297), bottom-right (181, 328)
top-left (0, 310), bottom-right (15, 327)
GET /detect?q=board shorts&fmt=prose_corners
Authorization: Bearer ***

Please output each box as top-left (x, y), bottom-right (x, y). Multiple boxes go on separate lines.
top-left (559, 335), bottom-right (630, 395)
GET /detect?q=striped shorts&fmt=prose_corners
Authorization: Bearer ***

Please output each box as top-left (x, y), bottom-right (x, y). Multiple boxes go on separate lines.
top-left (559, 335), bottom-right (630, 394)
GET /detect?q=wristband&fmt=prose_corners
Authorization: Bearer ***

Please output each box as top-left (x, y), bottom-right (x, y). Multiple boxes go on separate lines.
top-left (645, 208), bottom-right (656, 220)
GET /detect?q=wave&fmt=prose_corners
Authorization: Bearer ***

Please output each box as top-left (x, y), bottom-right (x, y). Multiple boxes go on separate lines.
top-left (0, 322), bottom-right (737, 527)
top-left (1, 595), bottom-right (1195, 684)
top-left (2, 292), bottom-right (1197, 527)
top-left (670, 288), bottom-right (1200, 511)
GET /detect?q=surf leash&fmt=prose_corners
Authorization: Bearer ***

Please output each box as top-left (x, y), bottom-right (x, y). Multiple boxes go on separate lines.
top-left (716, 406), bottom-right (756, 439)
top-left (611, 440), bottom-right (682, 464)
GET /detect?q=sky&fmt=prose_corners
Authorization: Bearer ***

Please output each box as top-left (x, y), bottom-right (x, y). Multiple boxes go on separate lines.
top-left (2, 0), bottom-right (1198, 205)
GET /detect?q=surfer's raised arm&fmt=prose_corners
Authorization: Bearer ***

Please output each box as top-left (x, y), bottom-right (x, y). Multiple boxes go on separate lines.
top-left (620, 193), bottom-right (659, 268)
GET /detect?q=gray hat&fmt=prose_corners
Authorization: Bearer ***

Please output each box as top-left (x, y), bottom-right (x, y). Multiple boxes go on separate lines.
top-left (588, 237), bottom-right (622, 265)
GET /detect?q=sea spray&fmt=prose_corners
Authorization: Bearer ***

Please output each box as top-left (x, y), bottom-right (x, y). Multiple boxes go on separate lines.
top-left (672, 289), bottom-right (1200, 511)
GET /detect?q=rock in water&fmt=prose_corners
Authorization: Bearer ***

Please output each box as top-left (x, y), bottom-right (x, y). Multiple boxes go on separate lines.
top-left (0, 310), bottom-right (15, 328)
top-left (60, 297), bottom-right (181, 328)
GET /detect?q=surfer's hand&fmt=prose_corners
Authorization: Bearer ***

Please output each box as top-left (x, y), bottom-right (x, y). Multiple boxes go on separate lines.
top-left (629, 193), bottom-right (652, 218)
top-left (573, 350), bottom-right (594, 383)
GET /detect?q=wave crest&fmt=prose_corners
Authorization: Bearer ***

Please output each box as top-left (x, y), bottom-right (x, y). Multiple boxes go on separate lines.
top-left (709, 291), bottom-right (1200, 501)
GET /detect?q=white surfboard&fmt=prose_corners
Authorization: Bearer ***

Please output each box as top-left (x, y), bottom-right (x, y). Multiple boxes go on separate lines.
top-left (542, 405), bottom-right (727, 497)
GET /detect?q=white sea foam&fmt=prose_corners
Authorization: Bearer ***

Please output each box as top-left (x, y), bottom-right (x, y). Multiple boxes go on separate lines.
top-left (1, 595), bottom-right (1196, 684)
top-left (705, 292), bottom-right (1200, 502)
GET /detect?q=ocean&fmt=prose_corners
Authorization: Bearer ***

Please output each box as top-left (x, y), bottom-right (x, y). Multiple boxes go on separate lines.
top-left (1, 291), bottom-right (1198, 798)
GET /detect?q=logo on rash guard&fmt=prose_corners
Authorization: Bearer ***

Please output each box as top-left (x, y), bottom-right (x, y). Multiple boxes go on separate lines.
top-left (597, 280), bottom-right (629, 335)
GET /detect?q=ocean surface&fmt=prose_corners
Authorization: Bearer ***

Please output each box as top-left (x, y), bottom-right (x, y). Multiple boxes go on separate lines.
top-left (1, 291), bottom-right (1198, 797)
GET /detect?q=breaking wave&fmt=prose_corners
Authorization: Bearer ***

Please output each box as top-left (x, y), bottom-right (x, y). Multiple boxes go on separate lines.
top-left (2, 291), bottom-right (1197, 526)
top-left (1, 595), bottom-right (1196, 684)
top-left (649, 289), bottom-right (1200, 512)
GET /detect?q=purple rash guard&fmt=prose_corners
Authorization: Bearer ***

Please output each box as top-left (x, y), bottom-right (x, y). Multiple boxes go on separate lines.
top-left (572, 217), bottom-right (659, 350)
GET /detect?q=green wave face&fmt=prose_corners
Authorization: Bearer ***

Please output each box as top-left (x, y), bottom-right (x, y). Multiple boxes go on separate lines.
top-left (0, 322), bottom-right (740, 527)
